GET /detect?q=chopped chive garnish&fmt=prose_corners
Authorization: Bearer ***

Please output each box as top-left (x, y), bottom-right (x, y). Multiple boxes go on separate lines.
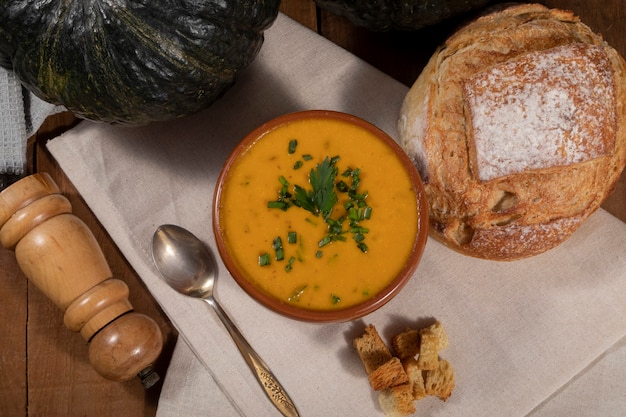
top-left (273, 237), bottom-right (284, 261)
top-left (315, 251), bottom-right (323, 258)
top-left (285, 256), bottom-right (296, 272)
top-left (336, 180), bottom-right (349, 193)
top-left (259, 253), bottom-right (271, 266)
top-left (268, 201), bottom-right (289, 210)
top-left (288, 285), bottom-right (307, 302)
top-left (288, 139), bottom-right (298, 154)
top-left (263, 151), bottom-right (374, 266)
top-left (331, 294), bottom-right (341, 304)
top-left (318, 235), bottom-right (332, 247)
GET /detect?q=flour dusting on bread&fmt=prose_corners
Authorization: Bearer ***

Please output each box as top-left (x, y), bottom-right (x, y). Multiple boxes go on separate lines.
top-left (466, 43), bottom-right (616, 181)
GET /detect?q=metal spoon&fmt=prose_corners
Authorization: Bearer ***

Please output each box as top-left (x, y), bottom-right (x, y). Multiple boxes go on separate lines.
top-left (152, 224), bottom-right (299, 417)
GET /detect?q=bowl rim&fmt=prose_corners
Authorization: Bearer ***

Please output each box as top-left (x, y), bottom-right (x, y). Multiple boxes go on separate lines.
top-left (212, 110), bottom-right (429, 323)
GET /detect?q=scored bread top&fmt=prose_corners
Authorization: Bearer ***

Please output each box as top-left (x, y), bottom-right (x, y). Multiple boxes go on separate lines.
top-left (398, 3), bottom-right (626, 260)
top-left (465, 43), bottom-right (616, 182)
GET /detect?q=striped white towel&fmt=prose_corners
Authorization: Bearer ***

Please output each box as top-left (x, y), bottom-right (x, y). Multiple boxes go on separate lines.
top-left (0, 67), bottom-right (62, 189)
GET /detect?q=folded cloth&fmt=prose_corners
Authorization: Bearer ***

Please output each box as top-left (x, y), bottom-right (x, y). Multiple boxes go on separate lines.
top-left (47, 13), bottom-right (626, 417)
top-left (159, 334), bottom-right (626, 417)
top-left (155, 339), bottom-right (242, 417)
top-left (0, 66), bottom-right (63, 189)
top-left (528, 335), bottom-right (626, 417)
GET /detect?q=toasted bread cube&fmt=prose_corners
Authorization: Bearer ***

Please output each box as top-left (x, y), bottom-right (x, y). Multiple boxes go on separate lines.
top-left (392, 328), bottom-right (420, 360)
top-left (416, 330), bottom-right (439, 370)
top-left (424, 359), bottom-right (455, 401)
top-left (354, 325), bottom-right (393, 374)
top-left (402, 357), bottom-right (427, 400)
top-left (369, 357), bottom-right (409, 390)
top-left (422, 321), bottom-right (449, 351)
top-left (378, 383), bottom-right (416, 417)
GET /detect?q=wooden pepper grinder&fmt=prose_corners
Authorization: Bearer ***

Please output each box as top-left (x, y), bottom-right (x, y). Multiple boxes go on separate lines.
top-left (0, 173), bottom-right (163, 388)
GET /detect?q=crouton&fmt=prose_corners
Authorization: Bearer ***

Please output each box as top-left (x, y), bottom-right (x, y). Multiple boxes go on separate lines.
top-left (354, 324), bottom-right (394, 374)
top-left (392, 328), bottom-right (420, 360)
top-left (402, 357), bottom-right (427, 400)
top-left (424, 359), bottom-right (455, 401)
top-left (368, 357), bottom-right (409, 390)
top-left (416, 330), bottom-right (439, 370)
top-left (378, 384), bottom-right (416, 417)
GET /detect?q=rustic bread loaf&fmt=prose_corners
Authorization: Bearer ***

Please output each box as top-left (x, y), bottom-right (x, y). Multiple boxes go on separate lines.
top-left (398, 3), bottom-right (626, 260)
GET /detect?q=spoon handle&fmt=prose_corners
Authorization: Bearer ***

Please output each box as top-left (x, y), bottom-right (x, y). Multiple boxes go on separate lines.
top-left (205, 297), bottom-right (300, 417)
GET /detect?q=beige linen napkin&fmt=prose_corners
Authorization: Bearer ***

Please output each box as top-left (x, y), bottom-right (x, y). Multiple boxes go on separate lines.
top-left (47, 14), bottom-right (626, 416)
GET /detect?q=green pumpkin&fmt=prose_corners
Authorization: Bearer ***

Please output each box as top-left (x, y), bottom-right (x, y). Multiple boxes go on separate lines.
top-left (314, 0), bottom-right (492, 31)
top-left (0, 0), bottom-right (280, 125)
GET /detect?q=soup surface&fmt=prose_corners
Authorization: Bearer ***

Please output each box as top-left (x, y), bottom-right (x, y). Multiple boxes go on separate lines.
top-left (217, 116), bottom-right (419, 311)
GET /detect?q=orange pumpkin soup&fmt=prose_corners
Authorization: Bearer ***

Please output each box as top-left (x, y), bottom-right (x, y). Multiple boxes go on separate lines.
top-left (216, 114), bottom-right (420, 311)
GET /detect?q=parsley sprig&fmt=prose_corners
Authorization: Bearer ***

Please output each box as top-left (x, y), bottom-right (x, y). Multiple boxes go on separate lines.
top-left (293, 156), bottom-right (338, 218)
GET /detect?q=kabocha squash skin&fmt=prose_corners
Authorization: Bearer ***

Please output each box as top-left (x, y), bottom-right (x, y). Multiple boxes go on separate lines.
top-left (0, 0), bottom-right (280, 125)
top-left (314, 0), bottom-right (492, 31)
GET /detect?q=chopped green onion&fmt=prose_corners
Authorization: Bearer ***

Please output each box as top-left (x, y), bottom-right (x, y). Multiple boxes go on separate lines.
top-left (336, 180), bottom-right (349, 193)
top-left (318, 235), bottom-right (332, 247)
top-left (288, 285), bottom-right (307, 302)
top-left (288, 139), bottom-right (298, 154)
top-left (287, 231), bottom-right (297, 244)
top-left (331, 294), bottom-right (341, 304)
top-left (315, 251), bottom-right (323, 258)
top-left (285, 256), bottom-right (296, 272)
top-left (293, 161), bottom-right (303, 170)
top-left (357, 242), bottom-right (368, 253)
top-left (273, 237), bottom-right (284, 261)
top-left (302, 154), bottom-right (313, 161)
top-left (259, 253), bottom-right (271, 266)
top-left (268, 201), bottom-right (289, 210)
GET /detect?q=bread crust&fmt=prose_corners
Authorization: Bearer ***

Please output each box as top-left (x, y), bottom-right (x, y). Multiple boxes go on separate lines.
top-left (399, 3), bottom-right (626, 260)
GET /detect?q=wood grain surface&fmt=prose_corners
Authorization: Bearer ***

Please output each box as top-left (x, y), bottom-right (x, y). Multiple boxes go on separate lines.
top-left (1, 1), bottom-right (625, 416)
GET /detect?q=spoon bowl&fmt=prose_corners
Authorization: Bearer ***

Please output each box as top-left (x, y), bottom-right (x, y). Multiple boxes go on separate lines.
top-left (152, 225), bottom-right (215, 299)
top-left (151, 224), bottom-right (299, 417)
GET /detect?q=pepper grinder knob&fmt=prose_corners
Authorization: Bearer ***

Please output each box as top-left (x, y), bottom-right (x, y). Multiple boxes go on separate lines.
top-left (0, 173), bottom-right (163, 387)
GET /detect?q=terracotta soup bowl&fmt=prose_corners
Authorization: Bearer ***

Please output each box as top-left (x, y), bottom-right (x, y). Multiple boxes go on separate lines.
top-left (213, 110), bottom-right (428, 322)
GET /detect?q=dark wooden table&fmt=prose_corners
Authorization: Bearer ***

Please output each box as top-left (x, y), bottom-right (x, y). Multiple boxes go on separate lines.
top-left (2, 1), bottom-right (625, 415)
